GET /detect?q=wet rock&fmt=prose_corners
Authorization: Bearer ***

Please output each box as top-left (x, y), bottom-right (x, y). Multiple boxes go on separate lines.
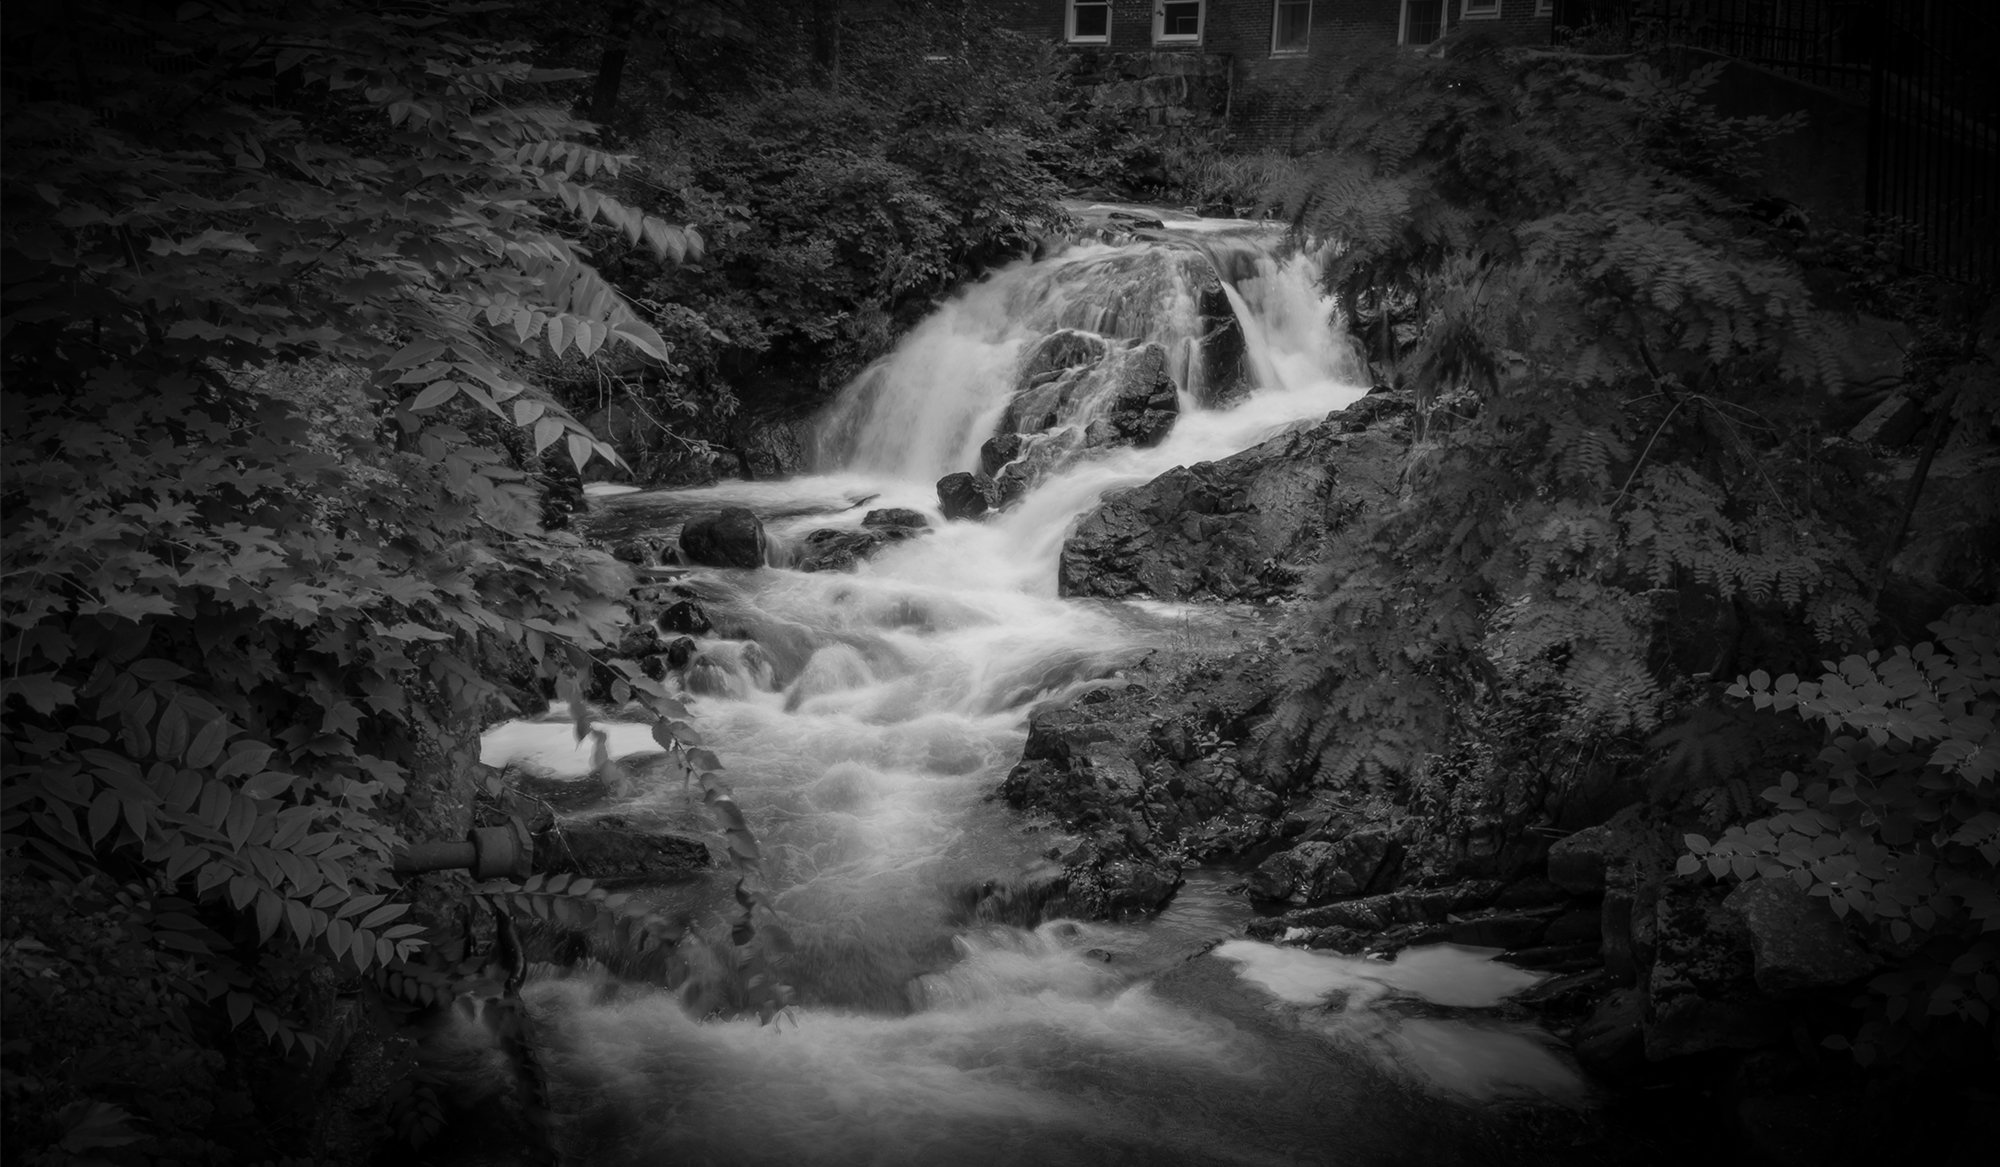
top-left (861, 508), bottom-right (928, 531)
top-left (614, 623), bottom-right (662, 658)
top-left (1644, 882), bottom-right (1781, 1060)
top-left (663, 636), bottom-right (698, 669)
top-left (793, 527), bottom-right (889, 573)
top-left (1107, 210), bottom-right (1165, 229)
top-left (1072, 857), bottom-right (1180, 918)
top-left (638, 653), bottom-right (669, 681)
top-left (1723, 879), bottom-right (1877, 993)
top-left (678, 507), bottom-right (767, 569)
top-left (1249, 829), bottom-right (1401, 905)
top-left (609, 537), bottom-right (668, 566)
top-left (1058, 404), bottom-right (1406, 601)
top-left (538, 818), bottom-right (712, 884)
top-left (658, 599), bottom-right (712, 635)
top-left (1190, 317), bottom-right (1248, 407)
top-left (1081, 343), bottom-right (1179, 450)
top-left (936, 472), bottom-right (994, 521)
top-left (1020, 328), bottom-right (1111, 385)
top-left (979, 433), bottom-right (1023, 478)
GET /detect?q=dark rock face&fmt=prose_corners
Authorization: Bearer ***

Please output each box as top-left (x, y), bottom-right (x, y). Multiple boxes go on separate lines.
top-left (1723, 879), bottom-right (1877, 993)
top-left (1081, 343), bottom-right (1179, 450)
top-left (792, 522), bottom-right (926, 573)
top-left (979, 433), bottom-right (1023, 479)
top-left (1058, 395), bottom-right (1410, 600)
top-left (861, 508), bottom-right (928, 530)
top-left (658, 599), bottom-right (712, 635)
top-left (1249, 829), bottom-right (1402, 905)
top-left (1020, 328), bottom-right (1110, 384)
top-left (609, 537), bottom-right (668, 566)
top-left (937, 472), bottom-right (994, 521)
top-left (678, 507), bottom-right (767, 569)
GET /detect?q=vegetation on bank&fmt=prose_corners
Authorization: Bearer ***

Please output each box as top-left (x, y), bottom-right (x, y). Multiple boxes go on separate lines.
top-left (1247, 38), bottom-right (1996, 1069)
top-left (0, 1), bottom-right (1079, 1161)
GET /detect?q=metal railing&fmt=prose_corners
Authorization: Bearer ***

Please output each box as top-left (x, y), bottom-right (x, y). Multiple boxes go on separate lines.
top-left (1554, 1), bottom-right (1998, 284)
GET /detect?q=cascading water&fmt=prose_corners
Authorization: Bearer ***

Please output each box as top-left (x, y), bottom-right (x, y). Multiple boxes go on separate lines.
top-left (484, 217), bottom-right (1589, 1165)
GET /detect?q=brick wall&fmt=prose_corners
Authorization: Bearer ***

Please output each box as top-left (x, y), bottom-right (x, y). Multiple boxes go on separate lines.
top-left (982, 1), bottom-right (1552, 149)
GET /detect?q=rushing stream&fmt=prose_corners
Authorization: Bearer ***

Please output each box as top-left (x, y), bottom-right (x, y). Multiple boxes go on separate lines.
top-left (482, 214), bottom-right (1592, 1165)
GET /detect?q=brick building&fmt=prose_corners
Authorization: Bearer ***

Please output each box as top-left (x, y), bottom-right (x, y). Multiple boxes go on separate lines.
top-left (984, 1), bottom-right (1555, 148)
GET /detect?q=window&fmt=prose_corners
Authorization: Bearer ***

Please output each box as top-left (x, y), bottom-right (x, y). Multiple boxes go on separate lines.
top-left (1535, 0), bottom-right (1554, 14)
top-left (1155, 0), bottom-right (1204, 44)
top-left (1460, 0), bottom-right (1501, 17)
top-left (1272, 0), bottom-right (1312, 54)
top-left (1068, 0), bottom-right (1110, 43)
top-left (1400, 0), bottom-right (1447, 44)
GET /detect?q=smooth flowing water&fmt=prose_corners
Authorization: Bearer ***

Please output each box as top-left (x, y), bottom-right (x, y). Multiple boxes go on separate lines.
top-left (485, 219), bottom-right (1589, 1165)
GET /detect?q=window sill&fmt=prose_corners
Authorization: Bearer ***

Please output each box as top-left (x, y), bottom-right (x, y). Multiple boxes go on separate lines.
top-left (1066, 37), bottom-right (1110, 45)
top-left (1155, 38), bottom-right (1204, 46)
top-left (1458, 11), bottom-right (1502, 19)
top-left (1269, 49), bottom-right (1310, 58)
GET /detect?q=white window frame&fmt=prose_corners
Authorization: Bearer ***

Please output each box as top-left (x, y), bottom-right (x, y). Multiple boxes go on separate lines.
top-left (1154, 0), bottom-right (1205, 45)
top-left (1067, 0), bottom-right (1111, 44)
top-left (1460, 0), bottom-right (1502, 19)
top-left (1399, 0), bottom-right (1449, 44)
top-left (1536, 0), bottom-right (1554, 15)
top-left (1271, 0), bottom-right (1312, 56)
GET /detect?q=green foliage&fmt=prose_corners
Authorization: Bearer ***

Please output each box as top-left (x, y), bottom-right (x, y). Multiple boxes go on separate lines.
top-left (579, 16), bottom-right (1080, 445)
top-left (0, 0), bottom-right (754, 1155)
top-left (1268, 47), bottom-right (1875, 794)
top-left (1679, 606), bottom-right (1999, 1064)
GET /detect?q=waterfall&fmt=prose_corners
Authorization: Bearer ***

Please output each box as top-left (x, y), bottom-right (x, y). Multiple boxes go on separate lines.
top-left (482, 221), bottom-right (1591, 1166)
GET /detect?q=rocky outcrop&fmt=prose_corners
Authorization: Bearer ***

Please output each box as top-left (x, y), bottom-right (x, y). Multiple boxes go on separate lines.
top-left (1058, 392), bottom-right (1410, 600)
top-left (937, 471), bottom-right (995, 521)
top-left (861, 508), bottom-right (928, 531)
top-left (729, 415), bottom-right (812, 479)
top-left (678, 507), bottom-right (767, 569)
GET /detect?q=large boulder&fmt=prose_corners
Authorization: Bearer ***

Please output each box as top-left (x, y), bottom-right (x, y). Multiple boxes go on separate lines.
top-left (937, 472), bottom-right (994, 521)
top-left (1723, 879), bottom-right (1877, 993)
top-left (678, 507), bottom-right (767, 569)
top-left (1058, 397), bottom-right (1409, 600)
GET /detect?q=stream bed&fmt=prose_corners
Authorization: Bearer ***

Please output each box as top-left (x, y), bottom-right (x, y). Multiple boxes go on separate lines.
top-left (480, 218), bottom-right (1600, 1165)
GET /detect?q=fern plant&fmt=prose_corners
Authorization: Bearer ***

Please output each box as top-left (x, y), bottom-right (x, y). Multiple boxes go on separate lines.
top-left (0, 3), bottom-right (735, 1155)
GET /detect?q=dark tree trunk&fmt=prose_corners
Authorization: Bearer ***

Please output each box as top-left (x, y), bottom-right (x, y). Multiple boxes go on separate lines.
top-left (589, 1), bottom-right (641, 127)
top-left (813, 0), bottom-right (841, 89)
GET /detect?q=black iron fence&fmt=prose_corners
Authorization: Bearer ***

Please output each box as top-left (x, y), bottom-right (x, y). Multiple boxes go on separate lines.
top-left (1555, 0), bottom-right (1999, 285)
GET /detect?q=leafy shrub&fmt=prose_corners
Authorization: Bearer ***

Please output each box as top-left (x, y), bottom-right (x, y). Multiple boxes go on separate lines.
top-left (1682, 605), bottom-right (1999, 1063)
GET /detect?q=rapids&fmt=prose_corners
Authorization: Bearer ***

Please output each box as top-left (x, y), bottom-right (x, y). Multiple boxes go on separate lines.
top-left (485, 219), bottom-right (1590, 1164)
